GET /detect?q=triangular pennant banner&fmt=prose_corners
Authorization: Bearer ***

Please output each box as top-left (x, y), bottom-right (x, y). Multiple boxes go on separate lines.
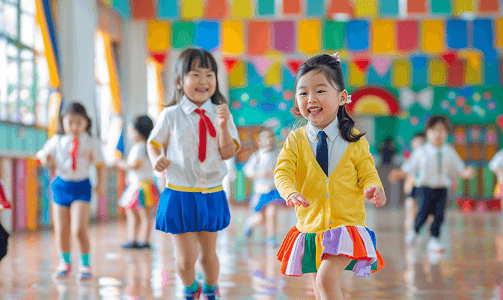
top-left (497, 115), bottom-right (503, 130)
top-left (371, 57), bottom-right (393, 76)
top-left (151, 52), bottom-right (167, 65)
top-left (441, 52), bottom-right (457, 66)
top-left (286, 59), bottom-right (304, 77)
top-left (354, 59), bottom-right (370, 72)
top-left (223, 57), bottom-right (239, 73)
top-left (250, 56), bottom-right (273, 76)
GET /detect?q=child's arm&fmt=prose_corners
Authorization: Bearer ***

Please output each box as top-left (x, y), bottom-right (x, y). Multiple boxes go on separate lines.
top-left (147, 144), bottom-right (170, 172)
top-left (274, 132), bottom-right (309, 207)
top-left (389, 149), bottom-right (421, 183)
top-left (450, 147), bottom-right (475, 180)
top-left (355, 137), bottom-right (386, 207)
top-left (243, 153), bottom-right (258, 180)
top-left (36, 136), bottom-right (58, 168)
top-left (217, 104), bottom-right (238, 160)
top-left (457, 165), bottom-right (475, 179)
top-left (147, 109), bottom-right (171, 172)
top-left (95, 164), bottom-right (106, 198)
top-left (114, 159), bottom-right (142, 172)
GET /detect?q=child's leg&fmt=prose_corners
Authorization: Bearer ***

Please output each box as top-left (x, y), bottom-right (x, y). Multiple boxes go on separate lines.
top-left (125, 209), bottom-right (139, 242)
top-left (52, 203), bottom-right (71, 255)
top-left (70, 201), bottom-right (91, 256)
top-left (172, 232), bottom-right (199, 286)
top-left (197, 231), bottom-right (219, 286)
top-left (316, 255), bottom-right (352, 300)
top-left (310, 273), bottom-right (321, 300)
top-left (430, 189), bottom-right (448, 238)
top-left (404, 197), bottom-right (417, 232)
top-left (265, 204), bottom-right (277, 238)
top-left (414, 188), bottom-right (433, 234)
top-left (137, 207), bottom-right (152, 244)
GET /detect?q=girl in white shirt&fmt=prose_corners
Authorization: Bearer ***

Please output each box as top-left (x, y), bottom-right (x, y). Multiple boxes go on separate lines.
top-left (36, 102), bottom-right (105, 280)
top-left (115, 115), bottom-right (159, 249)
top-left (147, 48), bottom-right (240, 300)
top-left (243, 127), bottom-right (284, 246)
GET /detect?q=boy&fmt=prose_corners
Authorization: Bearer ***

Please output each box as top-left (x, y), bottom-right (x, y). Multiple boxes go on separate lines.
top-left (389, 115), bottom-right (474, 252)
top-left (403, 132), bottom-right (426, 233)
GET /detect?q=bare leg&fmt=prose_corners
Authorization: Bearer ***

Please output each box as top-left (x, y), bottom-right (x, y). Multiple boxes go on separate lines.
top-left (249, 211), bottom-right (264, 228)
top-left (404, 197), bottom-right (417, 232)
top-left (172, 232), bottom-right (199, 286)
top-left (310, 273), bottom-right (321, 300)
top-left (52, 203), bottom-right (71, 256)
top-left (137, 207), bottom-right (152, 244)
top-left (125, 209), bottom-right (139, 242)
top-left (316, 255), bottom-right (352, 300)
top-left (265, 205), bottom-right (277, 238)
top-left (70, 201), bottom-right (91, 255)
top-left (197, 231), bottom-right (219, 286)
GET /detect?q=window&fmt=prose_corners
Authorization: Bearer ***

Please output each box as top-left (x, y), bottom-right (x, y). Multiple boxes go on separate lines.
top-left (0, 0), bottom-right (51, 126)
top-left (147, 59), bottom-right (163, 119)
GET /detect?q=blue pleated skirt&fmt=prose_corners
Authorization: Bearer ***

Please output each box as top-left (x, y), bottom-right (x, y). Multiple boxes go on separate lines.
top-left (155, 188), bottom-right (230, 234)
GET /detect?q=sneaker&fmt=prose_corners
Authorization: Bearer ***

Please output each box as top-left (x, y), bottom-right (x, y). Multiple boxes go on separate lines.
top-left (202, 285), bottom-right (219, 300)
top-left (427, 237), bottom-right (445, 253)
top-left (405, 229), bottom-right (417, 245)
top-left (76, 266), bottom-right (92, 280)
top-left (136, 242), bottom-right (151, 249)
top-left (266, 237), bottom-right (278, 247)
top-left (184, 283), bottom-right (202, 300)
top-left (53, 263), bottom-right (71, 279)
top-left (121, 241), bottom-right (138, 249)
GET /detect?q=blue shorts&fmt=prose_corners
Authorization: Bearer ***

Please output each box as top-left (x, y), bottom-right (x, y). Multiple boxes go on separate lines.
top-left (155, 187), bottom-right (230, 234)
top-left (51, 177), bottom-right (92, 207)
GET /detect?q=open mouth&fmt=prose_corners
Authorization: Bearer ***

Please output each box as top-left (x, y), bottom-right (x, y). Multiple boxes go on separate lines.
top-left (308, 107), bottom-right (323, 116)
top-left (196, 88), bottom-right (209, 93)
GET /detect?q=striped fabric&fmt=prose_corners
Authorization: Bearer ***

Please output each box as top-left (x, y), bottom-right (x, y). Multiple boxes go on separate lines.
top-left (120, 181), bottom-right (160, 211)
top-left (277, 226), bottom-right (385, 277)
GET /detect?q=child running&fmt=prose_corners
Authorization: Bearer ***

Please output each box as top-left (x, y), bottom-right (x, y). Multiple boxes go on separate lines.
top-left (403, 132), bottom-right (426, 233)
top-left (274, 53), bottom-right (386, 300)
top-left (36, 102), bottom-right (105, 280)
top-left (147, 48), bottom-right (240, 300)
top-left (243, 126), bottom-right (284, 247)
top-left (389, 115), bottom-right (475, 252)
top-left (115, 115), bottom-right (159, 249)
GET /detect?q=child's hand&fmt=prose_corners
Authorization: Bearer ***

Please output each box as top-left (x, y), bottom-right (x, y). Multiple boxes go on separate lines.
top-left (286, 193), bottom-right (310, 208)
top-left (216, 104), bottom-right (230, 128)
top-left (43, 155), bottom-right (56, 168)
top-left (154, 156), bottom-right (170, 172)
top-left (462, 166), bottom-right (475, 179)
top-left (388, 169), bottom-right (404, 183)
top-left (364, 185), bottom-right (386, 208)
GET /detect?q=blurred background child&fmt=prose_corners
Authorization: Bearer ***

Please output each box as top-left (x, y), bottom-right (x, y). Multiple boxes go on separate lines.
top-left (242, 127), bottom-right (284, 246)
top-left (115, 115), bottom-right (159, 249)
top-left (403, 132), bottom-right (426, 233)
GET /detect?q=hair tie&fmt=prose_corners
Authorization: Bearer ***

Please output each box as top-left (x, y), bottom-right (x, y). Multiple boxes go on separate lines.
top-left (346, 95), bottom-right (352, 104)
top-left (332, 52), bottom-right (341, 62)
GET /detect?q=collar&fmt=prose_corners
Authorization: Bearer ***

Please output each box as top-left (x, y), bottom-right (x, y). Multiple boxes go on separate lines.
top-left (180, 95), bottom-right (215, 116)
top-left (425, 141), bottom-right (445, 152)
top-left (306, 117), bottom-right (339, 142)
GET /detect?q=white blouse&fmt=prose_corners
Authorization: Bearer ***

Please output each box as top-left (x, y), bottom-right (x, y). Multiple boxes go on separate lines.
top-left (36, 133), bottom-right (104, 181)
top-left (489, 149), bottom-right (503, 172)
top-left (243, 148), bottom-right (279, 194)
top-left (126, 143), bottom-right (155, 184)
top-left (148, 96), bottom-right (241, 190)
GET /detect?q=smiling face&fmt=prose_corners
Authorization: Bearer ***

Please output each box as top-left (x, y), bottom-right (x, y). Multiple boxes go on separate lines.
top-left (62, 113), bottom-right (89, 138)
top-left (177, 59), bottom-right (217, 107)
top-left (295, 70), bottom-right (347, 130)
top-left (426, 122), bottom-right (449, 148)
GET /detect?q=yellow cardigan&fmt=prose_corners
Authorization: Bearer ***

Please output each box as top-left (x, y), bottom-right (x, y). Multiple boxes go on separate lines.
top-left (274, 127), bottom-right (383, 233)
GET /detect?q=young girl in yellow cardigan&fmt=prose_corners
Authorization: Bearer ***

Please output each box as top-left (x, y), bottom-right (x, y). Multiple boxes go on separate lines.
top-left (274, 53), bottom-right (386, 300)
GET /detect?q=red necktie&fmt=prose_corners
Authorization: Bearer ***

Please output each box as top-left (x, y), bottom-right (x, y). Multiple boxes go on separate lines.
top-left (194, 109), bottom-right (216, 162)
top-left (70, 138), bottom-right (79, 171)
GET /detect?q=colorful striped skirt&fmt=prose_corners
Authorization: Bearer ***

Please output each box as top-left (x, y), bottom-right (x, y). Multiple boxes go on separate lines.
top-left (277, 226), bottom-right (385, 278)
top-left (118, 180), bottom-right (160, 210)
top-left (494, 183), bottom-right (503, 199)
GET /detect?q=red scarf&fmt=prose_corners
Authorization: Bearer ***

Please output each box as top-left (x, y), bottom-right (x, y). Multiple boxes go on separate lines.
top-left (70, 138), bottom-right (79, 171)
top-left (194, 109), bottom-right (216, 162)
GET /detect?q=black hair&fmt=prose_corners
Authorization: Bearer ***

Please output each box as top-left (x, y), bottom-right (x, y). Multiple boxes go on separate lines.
top-left (166, 47), bottom-right (226, 107)
top-left (424, 115), bottom-right (452, 134)
top-left (259, 126), bottom-right (275, 136)
top-left (292, 54), bottom-right (365, 143)
top-left (57, 102), bottom-right (92, 136)
top-left (413, 132), bottom-right (426, 139)
top-left (133, 115), bottom-right (154, 141)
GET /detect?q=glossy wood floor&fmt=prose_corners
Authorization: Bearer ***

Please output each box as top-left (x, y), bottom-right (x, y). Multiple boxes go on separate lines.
top-left (0, 205), bottom-right (502, 300)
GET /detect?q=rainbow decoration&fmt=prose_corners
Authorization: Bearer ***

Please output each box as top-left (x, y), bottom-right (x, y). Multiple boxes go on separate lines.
top-left (347, 87), bottom-right (400, 116)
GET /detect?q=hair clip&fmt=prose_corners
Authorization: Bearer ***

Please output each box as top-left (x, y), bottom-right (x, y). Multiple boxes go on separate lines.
top-left (346, 95), bottom-right (352, 104)
top-left (332, 52), bottom-right (341, 62)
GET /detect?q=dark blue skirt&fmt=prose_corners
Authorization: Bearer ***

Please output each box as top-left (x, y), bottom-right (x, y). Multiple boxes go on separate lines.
top-left (155, 188), bottom-right (230, 234)
top-left (51, 177), bottom-right (92, 207)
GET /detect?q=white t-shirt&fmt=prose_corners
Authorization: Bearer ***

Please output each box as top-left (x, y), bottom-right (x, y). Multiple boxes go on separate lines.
top-left (36, 133), bottom-right (104, 181)
top-left (148, 96), bottom-right (241, 189)
top-left (127, 143), bottom-right (155, 184)
top-left (401, 142), bottom-right (465, 188)
top-left (243, 148), bottom-right (279, 194)
top-left (489, 149), bottom-right (503, 172)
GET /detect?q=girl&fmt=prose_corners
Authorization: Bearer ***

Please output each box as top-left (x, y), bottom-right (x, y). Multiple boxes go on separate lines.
top-left (36, 102), bottom-right (105, 280)
top-left (488, 148), bottom-right (503, 213)
top-left (147, 48), bottom-right (240, 300)
top-left (115, 115), bottom-right (159, 249)
top-left (243, 127), bottom-right (284, 246)
top-left (274, 53), bottom-right (386, 300)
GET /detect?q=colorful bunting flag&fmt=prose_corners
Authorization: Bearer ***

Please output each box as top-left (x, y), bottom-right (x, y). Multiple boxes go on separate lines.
top-left (132, 0), bottom-right (155, 19)
top-left (459, 51), bottom-right (482, 84)
top-left (248, 21), bottom-right (270, 55)
top-left (473, 19), bottom-right (494, 54)
top-left (229, 61), bottom-right (246, 87)
top-left (393, 59), bottom-right (410, 87)
top-left (283, 0), bottom-right (301, 15)
top-left (441, 52), bottom-right (457, 66)
top-left (422, 20), bottom-right (444, 53)
top-left (347, 20), bottom-right (369, 51)
top-left (453, 0), bottom-right (475, 15)
top-left (354, 0), bottom-right (377, 17)
top-left (250, 56), bottom-right (273, 76)
top-left (113, 0), bottom-right (131, 18)
top-left (157, 0), bottom-right (178, 19)
top-left (273, 21), bottom-right (295, 53)
top-left (354, 58), bottom-right (370, 72)
top-left (231, 0), bottom-right (253, 19)
top-left (196, 21), bottom-right (219, 51)
top-left (286, 59), bottom-right (304, 77)
top-left (306, 0), bottom-right (325, 17)
top-left (447, 58), bottom-right (465, 86)
top-left (497, 19), bottom-right (503, 48)
top-left (447, 19), bottom-right (467, 49)
top-left (181, 0), bottom-right (204, 20)
top-left (372, 20), bottom-right (394, 53)
top-left (429, 59), bottom-right (447, 85)
top-left (324, 21), bottom-right (346, 50)
top-left (379, 0), bottom-right (399, 17)
top-left (329, 0), bottom-right (352, 16)
top-left (205, 0), bottom-right (228, 19)
top-left (265, 62), bottom-right (281, 85)
top-left (299, 20), bottom-right (321, 54)
top-left (257, 0), bottom-right (275, 16)
top-left (397, 21), bottom-right (418, 52)
top-left (223, 21), bottom-right (243, 54)
top-left (431, 0), bottom-right (451, 14)
top-left (372, 57), bottom-right (393, 76)
top-left (478, 0), bottom-right (500, 12)
top-left (411, 55), bottom-right (428, 85)
top-left (148, 20), bottom-right (170, 52)
top-left (349, 62), bottom-right (366, 86)
top-left (223, 57), bottom-right (239, 73)
top-left (172, 22), bottom-right (194, 49)
top-left (408, 0), bottom-right (426, 14)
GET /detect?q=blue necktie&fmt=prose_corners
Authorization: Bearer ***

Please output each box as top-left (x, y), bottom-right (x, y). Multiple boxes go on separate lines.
top-left (316, 131), bottom-right (328, 176)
